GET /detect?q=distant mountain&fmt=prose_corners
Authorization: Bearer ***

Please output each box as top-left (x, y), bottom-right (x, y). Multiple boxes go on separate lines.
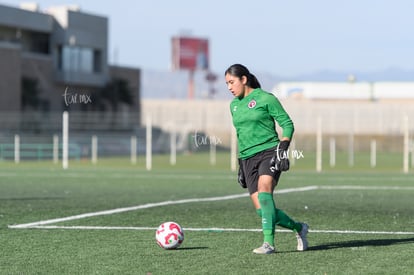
top-left (140, 68), bottom-right (414, 99)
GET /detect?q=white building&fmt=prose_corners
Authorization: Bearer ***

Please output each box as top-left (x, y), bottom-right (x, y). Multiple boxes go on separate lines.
top-left (273, 82), bottom-right (414, 101)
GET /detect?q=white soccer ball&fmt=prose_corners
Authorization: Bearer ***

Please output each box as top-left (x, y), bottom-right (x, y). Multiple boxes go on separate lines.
top-left (155, 221), bottom-right (184, 249)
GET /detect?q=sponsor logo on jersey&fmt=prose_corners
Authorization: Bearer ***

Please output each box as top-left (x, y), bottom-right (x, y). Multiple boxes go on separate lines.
top-left (248, 99), bottom-right (256, 109)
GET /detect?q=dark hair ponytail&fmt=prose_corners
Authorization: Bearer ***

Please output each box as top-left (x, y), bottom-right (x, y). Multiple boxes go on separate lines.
top-left (248, 73), bottom-right (261, 89)
top-left (225, 64), bottom-right (261, 89)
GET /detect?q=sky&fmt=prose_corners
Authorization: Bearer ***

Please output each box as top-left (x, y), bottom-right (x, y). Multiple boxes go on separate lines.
top-left (2, 0), bottom-right (414, 78)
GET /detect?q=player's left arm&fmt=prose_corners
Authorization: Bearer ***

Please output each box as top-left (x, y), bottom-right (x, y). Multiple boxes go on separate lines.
top-left (267, 94), bottom-right (294, 171)
top-left (266, 94), bottom-right (294, 140)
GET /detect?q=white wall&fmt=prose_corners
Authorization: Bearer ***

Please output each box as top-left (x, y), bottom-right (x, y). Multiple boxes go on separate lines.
top-left (273, 82), bottom-right (414, 100)
top-left (141, 98), bottom-right (414, 141)
top-left (373, 82), bottom-right (414, 99)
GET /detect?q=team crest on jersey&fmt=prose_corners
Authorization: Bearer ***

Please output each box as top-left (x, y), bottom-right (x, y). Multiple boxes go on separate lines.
top-left (248, 99), bottom-right (256, 109)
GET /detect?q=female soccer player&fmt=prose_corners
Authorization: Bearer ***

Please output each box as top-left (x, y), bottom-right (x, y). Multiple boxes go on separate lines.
top-left (225, 64), bottom-right (308, 254)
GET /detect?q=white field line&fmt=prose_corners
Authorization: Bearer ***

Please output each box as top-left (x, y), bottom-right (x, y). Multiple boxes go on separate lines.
top-left (4, 172), bottom-right (413, 183)
top-left (318, 185), bottom-right (414, 191)
top-left (8, 186), bottom-right (318, 229)
top-left (8, 185), bottom-right (414, 234)
top-left (22, 225), bottom-right (414, 235)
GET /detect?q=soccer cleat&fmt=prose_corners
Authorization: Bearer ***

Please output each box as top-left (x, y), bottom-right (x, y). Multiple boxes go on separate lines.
top-left (253, 242), bottom-right (275, 254)
top-left (296, 223), bottom-right (309, 251)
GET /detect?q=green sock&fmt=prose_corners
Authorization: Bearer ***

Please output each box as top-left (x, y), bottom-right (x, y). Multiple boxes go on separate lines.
top-left (257, 200), bottom-right (302, 236)
top-left (258, 192), bottom-right (276, 246)
top-left (275, 208), bottom-right (302, 233)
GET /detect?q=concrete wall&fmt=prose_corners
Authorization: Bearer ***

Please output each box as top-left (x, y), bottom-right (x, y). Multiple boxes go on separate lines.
top-left (21, 53), bottom-right (55, 110)
top-left (0, 44), bottom-right (21, 111)
top-left (141, 99), bottom-right (414, 147)
top-left (109, 65), bottom-right (141, 113)
top-left (0, 4), bottom-right (53, 32)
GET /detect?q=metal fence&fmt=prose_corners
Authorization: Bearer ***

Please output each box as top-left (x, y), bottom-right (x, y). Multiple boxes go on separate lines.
top-left (0, 111), bottom-right (141, 133)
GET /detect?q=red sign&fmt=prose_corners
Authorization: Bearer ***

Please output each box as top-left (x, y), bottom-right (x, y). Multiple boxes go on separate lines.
top-left (172, 36), bottom-right (209, 71)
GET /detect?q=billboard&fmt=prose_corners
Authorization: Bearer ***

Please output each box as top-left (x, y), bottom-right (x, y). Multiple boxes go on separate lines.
top-left (171, 36), bottom-right (209, 71)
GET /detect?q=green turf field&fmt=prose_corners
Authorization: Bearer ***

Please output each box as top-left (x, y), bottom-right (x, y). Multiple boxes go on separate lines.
top-left (1, 152), bottom-right (413, 274)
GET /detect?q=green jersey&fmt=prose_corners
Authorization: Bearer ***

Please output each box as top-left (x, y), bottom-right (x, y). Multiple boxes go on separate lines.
top-left (230, 88), bottom-right (294, 159)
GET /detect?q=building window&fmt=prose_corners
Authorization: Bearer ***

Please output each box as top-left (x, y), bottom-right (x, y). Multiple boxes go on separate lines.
top-left (28, 31), bottom-right (50, 54)
top-left (59, 45), bottom-right (101, 73)
top-left (93, 50), bottom-right (102, 73)
top-left (0, 27), bottom-right (49, 54)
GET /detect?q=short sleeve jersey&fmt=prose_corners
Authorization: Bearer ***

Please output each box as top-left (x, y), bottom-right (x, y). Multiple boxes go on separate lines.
top-left (230, 88), bottom-right (294, 159)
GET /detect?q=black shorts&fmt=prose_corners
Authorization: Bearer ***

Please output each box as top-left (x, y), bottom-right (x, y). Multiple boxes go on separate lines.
top-left (240, 147), bottom-right (281, 195)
